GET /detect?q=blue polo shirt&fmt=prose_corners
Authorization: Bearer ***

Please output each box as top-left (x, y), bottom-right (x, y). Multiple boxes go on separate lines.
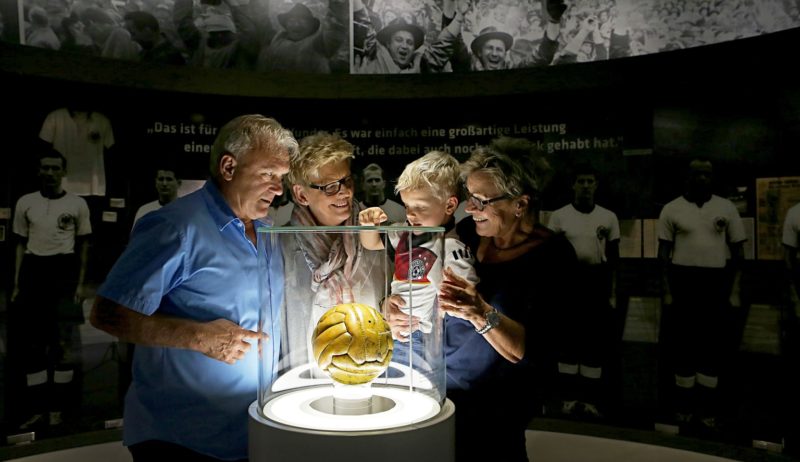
top-left (99, 181), bottom-right (283, 460)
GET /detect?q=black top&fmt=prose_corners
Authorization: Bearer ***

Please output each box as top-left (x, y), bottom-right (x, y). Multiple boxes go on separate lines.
top-left (445, 218), bottom-right (578, 391)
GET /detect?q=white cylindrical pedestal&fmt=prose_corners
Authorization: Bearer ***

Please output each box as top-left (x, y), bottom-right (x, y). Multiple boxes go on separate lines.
top-left (249, 394), bottom-right (455, 462)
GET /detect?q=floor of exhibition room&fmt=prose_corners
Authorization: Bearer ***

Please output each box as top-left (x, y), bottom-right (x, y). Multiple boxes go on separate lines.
top-left (0, 428), bottom-right (789, 462)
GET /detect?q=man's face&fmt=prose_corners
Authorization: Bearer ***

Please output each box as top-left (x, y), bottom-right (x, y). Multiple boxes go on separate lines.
top-left (573, 174), bottom-right (597, 202)
top-left (479, 38), bottom-right (507, 70)
top-left (285, 17), bottom-right (314, 41)
top-left (577, 41), bottom-right (595, 62)
top-left (388, 30), bottom-right (415, 67)
top-left (688, 160), bottom-right (713, 193)
top-left (155, 169), bottom-right (180, 202)
top-left (362, 171), bottom-right (385, 199)
top-left (224, 146), bottom-right (290, 222)
top-left (492, 4), bottom-right (508, 23)
top-left (39, 157), bottom-right (66, 188)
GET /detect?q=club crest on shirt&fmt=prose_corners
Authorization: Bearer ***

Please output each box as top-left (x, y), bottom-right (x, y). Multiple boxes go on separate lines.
top-left (713, 216), bottom-right (728, 233)
top-left (411, 257), bottom-right (426, 279)
top-left (596, 225), bottom-right (609, 240)
top-left (394, 247), bottom-right (437, 283)
top-left (57, 213), bottom-right (76, 230)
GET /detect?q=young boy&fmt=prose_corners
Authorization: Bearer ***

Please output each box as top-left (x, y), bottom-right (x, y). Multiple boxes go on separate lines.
top-left (358, 151), bottom-right (478, 363)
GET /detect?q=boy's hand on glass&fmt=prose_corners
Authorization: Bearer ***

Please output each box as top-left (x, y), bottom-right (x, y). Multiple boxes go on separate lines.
top-left (358, 207), bottom-right (388, 226)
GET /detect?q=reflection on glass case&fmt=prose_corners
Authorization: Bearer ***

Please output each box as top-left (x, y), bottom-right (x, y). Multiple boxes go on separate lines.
top-left (249, 225), bottom-right (454, 462)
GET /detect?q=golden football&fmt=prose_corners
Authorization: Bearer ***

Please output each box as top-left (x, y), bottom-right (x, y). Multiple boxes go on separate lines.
top-left (312, 303), bottom-right (393, 385)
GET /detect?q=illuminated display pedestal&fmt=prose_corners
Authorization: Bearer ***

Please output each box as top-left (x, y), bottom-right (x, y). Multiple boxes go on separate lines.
top-left (248, 389), bottom-right (455, 462)
top-left (252, 225), bottom-right (453, 461)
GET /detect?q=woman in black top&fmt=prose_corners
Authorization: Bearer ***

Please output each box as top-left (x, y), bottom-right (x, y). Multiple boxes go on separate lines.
top-left (439, 138), bottom-right (578, 462)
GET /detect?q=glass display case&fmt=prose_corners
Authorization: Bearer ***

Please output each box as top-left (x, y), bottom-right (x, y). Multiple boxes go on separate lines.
top-left (249, 225), bottom-right (455, 462)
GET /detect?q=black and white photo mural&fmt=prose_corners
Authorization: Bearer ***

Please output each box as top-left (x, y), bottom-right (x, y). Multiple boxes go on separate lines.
top-left (3, 0), bottom-right (799, 73)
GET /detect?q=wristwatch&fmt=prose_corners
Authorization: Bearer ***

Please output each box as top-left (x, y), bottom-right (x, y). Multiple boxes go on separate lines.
top-left (475, 308), bottom-right (500, 335)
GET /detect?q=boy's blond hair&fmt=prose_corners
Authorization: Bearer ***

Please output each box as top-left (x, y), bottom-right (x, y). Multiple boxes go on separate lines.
top-left (287, 131), bottom-right (354, 186)
top-left (395, 151), bottom-right (460, 202)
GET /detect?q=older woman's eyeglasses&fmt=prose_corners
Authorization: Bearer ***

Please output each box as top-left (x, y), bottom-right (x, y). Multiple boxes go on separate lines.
top-left (467, 193), bottom-right (510, 211)
top-left (309, 175), bottom-right (354, 196)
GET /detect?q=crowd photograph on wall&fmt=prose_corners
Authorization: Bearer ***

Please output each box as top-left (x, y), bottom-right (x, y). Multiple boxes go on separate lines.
top-left (2, 0), bottom-right (799, 73)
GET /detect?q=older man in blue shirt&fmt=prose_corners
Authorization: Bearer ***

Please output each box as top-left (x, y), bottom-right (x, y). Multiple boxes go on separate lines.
top-left (91, 115), bottom-right (297, 462)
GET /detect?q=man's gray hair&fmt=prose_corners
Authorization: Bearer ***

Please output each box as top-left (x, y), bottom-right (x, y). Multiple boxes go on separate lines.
top-left (209, 114), bottom-right (298, 180)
